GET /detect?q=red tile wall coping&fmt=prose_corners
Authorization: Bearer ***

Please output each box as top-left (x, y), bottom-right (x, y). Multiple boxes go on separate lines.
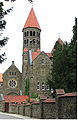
top-left (43, 98), bottom-right (56, 103)
top-left (25, 103), bottom-right (31, 106)
top-left (58, 92), bottom-right (77, 98)
top-left (32, 101), bottom-right (39, 104)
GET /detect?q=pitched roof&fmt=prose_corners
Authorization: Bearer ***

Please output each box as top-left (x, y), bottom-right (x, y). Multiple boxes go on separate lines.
top-left (4, 95), bottom-right (29, 103)
top-left (32, 51), bottom-right (41, 61)
top-left (24, 8), bottom-right (41, 29)
top-left (32, 51), bottom-right (52, 61)
top-left (0, 73), bottom-right (3, 82)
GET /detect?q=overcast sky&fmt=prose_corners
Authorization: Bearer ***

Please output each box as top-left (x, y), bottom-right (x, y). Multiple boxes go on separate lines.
top-left (0, 0), bottom-right (77, 73)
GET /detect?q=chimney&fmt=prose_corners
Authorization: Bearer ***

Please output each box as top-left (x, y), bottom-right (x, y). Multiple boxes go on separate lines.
top-left (12, 61), bottom-right (14, 65)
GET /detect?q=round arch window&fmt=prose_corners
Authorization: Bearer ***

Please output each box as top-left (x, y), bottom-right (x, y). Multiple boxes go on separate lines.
top-left (8, 80), bottom-right (17, 88)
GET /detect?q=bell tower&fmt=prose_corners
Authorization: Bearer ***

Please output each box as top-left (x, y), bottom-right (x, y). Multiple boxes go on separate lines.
top-left (22, 8), bottom-right (41, 94)
top-left (22, 8), bottom-right (41, 52)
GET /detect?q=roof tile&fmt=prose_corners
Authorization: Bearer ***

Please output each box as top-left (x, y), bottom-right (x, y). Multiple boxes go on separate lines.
top-left (24, 8), bottom-right (41, 29)
top-left (4, 95), bottom-right (29, 103)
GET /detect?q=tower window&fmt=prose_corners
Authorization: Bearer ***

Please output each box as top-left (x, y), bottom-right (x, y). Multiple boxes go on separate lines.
top-left (27, 31), bottom-right (29, 36)
top-left (33, 39), bottom-right (35, 46)
top-left (24, 32), bottom-right (26, 37)
top-left (37, 40), bottom-right (40, 45)
top-left (30, 40), bottom-right (32, 45)
top-left (37, 32), bottom-right (40, 37)
top-left (33, 31), bottom-right (35, 36)
top-left (24, 40), bottom-right (26, 44)
top-left (30, 31), bottom-right (32, 36)
top-left (37, 32), bottom-right (38, 37)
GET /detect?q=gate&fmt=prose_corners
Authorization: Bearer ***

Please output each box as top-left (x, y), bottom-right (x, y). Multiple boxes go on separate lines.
top-left (5, 102), bottom-right (9, 112)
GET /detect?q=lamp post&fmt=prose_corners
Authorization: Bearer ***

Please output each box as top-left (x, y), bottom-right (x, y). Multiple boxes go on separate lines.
top-left (51, 88), bottom-right (56, 98)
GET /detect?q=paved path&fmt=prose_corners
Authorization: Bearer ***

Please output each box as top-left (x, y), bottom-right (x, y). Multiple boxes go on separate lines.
top-left (0, 112), bottom-right (32, 119)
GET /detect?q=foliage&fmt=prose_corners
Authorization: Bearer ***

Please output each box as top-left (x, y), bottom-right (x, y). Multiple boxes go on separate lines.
top-left (25, 78), bottom-right (29, 95)
top-left (48, 18), bottom-right (77, 92)
top-left (0, 2), bottom-right (13, 63)
top-left (31, 93), bottom-right (38, 98)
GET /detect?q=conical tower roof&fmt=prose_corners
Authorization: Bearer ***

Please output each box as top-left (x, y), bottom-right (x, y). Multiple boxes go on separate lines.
top-left (24, 8), bottom-right (41, 30)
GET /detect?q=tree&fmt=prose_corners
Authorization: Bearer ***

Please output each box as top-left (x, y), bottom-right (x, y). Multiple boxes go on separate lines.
top-left (0, 2), bottom-right (13, 63)
top-left (48, 18), bottom-right (77, 92)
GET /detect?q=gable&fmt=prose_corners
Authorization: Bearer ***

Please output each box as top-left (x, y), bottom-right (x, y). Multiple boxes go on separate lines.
top-left (33, 51), bottom-right (52, 62)
top-left (3, 61), bottom-right (21, 76)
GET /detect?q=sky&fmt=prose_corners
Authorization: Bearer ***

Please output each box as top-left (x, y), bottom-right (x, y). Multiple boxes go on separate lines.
top-left (0, 0), bottom-right (77, 73)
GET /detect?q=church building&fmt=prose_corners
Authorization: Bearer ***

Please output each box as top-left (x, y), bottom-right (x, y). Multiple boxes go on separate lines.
top-left (0, 8), bottom-right (63, 97)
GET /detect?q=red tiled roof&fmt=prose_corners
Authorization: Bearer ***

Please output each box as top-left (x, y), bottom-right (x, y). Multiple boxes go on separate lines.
top-left (32, 101), bottom-right (39, 104)
top-left (32, 52), bottom-right (41, 61)
top-left (0, 73), bottom-right (3, 82)
top-left (59, 92), bottom-right (77, 98)
top-left (24, 8), bottom-right (41, 29)
top-left (40, 96), bottom-right (47, 100)
top-left (4, 95), bottom-right (29, 103)
top-left (46, 53), bottom-right (52, 58)
top-left (35, 49), bottom-right (41, 52)
top-left (24, 48), bottom-right (28, 52)
top-left (43, 98), bottom-right (56, 103)
top-left (32, 51), bottom-right (52, 61)
top-left (56, 89), bottom-right (65, 95)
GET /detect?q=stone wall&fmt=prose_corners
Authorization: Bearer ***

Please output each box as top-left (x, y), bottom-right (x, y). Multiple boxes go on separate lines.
top-left (42, 99), bottom-right (57, 119)
top-left (4, 93), bottom-right (77, 119)
top-left (18, 104), bottom-right (25, 116)
top-left (32, 102), bottom-right (41, 118)
top-left (0, 101), bottom-right (4, 112)
top-left (58, 94), bottom-right (77, 119)
top-left (9, 104), bottom-right (18, 114)
top-left (24, 103), bottom-right (31, 117)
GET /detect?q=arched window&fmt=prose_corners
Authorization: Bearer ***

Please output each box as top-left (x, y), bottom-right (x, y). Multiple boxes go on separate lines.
top-left (46, 84), bottom-right (49, 90)
top-left (27, 31), bottom-right (29, 36)
top-left (30, 40), bottom-right (32, 45)
top-left (30, 31), bottom-right (32, 36)
top-left (42, 82), bottom-right (45, 90)
top-left (37, 32), bottom-right (39, 37)
top-left (37, 81), bottom-right (40, 90)
top-left (33, 39), bottom-right (35, 46)
top-left (33, 31), bottom-right (35, 36)
top-left (24, 32), bottom-right (26, 37)
top-left (24, 40), bottom-right (26, 44)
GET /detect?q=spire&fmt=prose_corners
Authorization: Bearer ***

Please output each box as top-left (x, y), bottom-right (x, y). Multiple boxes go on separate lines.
top-left (24, 8), bottom-right (41, 30)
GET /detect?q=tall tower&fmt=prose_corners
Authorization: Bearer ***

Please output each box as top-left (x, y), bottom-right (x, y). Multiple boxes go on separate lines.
top-left (22, 8), bottom-right (41, 52)
top-left (22, 8), bottom-right (41, 94)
